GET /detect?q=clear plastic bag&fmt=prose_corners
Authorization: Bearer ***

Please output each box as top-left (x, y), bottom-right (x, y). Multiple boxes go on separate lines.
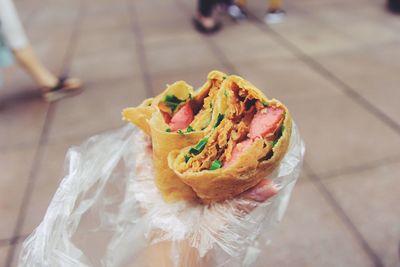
top-left (18, 123), bottom-right (305, 267)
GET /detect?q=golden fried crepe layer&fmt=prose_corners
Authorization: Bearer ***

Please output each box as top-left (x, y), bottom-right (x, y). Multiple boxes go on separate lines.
top-left (122, 98), bottom-right (154, 135)
top-left (123, 71), bottom-right (227, 202)
top-left (168, 75), bottom-right (292, 203)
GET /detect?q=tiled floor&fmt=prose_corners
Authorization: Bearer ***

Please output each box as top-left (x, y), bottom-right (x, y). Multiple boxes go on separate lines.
top-left (1, 0), bottom-right (400, 266)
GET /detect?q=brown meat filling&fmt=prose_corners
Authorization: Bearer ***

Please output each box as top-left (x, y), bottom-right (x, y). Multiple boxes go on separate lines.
top-left (183, 85), bottom-right (267, 172)
top-left (190, 79), bottom-right (223, 131)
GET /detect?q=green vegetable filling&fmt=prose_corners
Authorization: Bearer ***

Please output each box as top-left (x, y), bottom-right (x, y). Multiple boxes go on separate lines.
top-left (166, 128), bottom-right (171, 132)
top-left (262, 101), bottom-right (269, 107)
top-left (209, 160), bottom-right (222, 170)
top-left (189, 137), bottom-right (208, 155)
top-left (184, 154), bottom-right (191, 163)
top-left (272, 139), bottom-right (278, 147)
top-left (177, 130), bottom-right (184, 136)
top-left (186, 126), bottom-right (194, 133)
top-left (272, 125), bottom-right (285, 147)
top-left (214, 113), bottom-right (224, 128)
top-left (164, 95), bottom-right (184, 112)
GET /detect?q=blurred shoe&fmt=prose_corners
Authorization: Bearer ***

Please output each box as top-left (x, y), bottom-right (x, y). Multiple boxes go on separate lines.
top-left (228, 4), bottom-right (247, 20)
top-left (264, 9), bottom-right (286, 24)
top-left (193, 17), bottom-right (222, 34)
top-left (42, 76), bottom-right (82, 102)
top-left (388, 0), bottom-right (400, 13)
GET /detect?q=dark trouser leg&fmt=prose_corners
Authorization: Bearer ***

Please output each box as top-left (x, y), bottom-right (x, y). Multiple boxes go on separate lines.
top-left (198, 0), bottom-right (216, 17)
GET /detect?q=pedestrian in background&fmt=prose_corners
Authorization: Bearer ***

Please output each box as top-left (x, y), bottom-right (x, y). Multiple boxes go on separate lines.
top-left (0, 0), bottom-right (82, 102)
top-left (193, 0), bottom-right (233, 34)
top-left (229, 0), bottom-right (286, 24)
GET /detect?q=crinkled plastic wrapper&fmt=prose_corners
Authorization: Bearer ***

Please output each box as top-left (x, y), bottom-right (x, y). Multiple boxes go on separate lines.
top-left (18, 123), bottom-right (305, 267)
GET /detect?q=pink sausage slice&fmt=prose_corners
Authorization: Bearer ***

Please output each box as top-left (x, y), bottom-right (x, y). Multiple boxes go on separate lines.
top-left (161, 111), bottom-right (172, 124)
top-left (169, 103), bottom-right (194, 131)
top-left (223, 139), bottom-right (254, 168)
top-left (223, 107), bottom-right (284, 167)
top-left (248, 107), bottom-right (284, 139)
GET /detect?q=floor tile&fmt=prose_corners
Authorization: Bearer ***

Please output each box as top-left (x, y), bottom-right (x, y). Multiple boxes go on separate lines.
top-left (251, 7), bottom-right (358, 57)
top-left (70, 48), bottom-right (141, 83)
top-left (323, 161), bottom-right (400, 267)
top-left (135, 1), bottom-right (187, 25)
top-left (311, 7), bottom-right (400, 47)
top-left (144, 35), bottom-right (221, 77)
top-left (255, 181), bottom-right (374, 267)
top-left (0, 147), bottom-right (36, 240)
top-left (283, 92), bottom-right (400, 177)
top-left (73, 28), bottom-right (135, 58)
top-left (139, 17), bottom-right (197, 44)
top-left (46, 78), bottom-right (146, 143)
top-left (30, 5), bottom-right (79, 31)
top-left (296, 169), bottom-right (311, 185)
top-left (10, 241), bottom-right (22, 267)
top-left (1, 66), bottom-right (38, 95)
top-left (20, 138), bottom-right (83, 236)
top-left (84, 0), bottom-right (128, 15)
top-left (234, 57), bottom-right (342, 101)
top-left (316, 42), bottom-right (400, 126)
top-left (0, 92), bottom-right (47, 150)
top-left (14, 0), bottom-right (38, 24)
top-left (80, 8), bottom-right (131, 32)
top-left (29, 30), bottom-right (75, 74)
top-left (211, 23), bottom-right (293, 62)
top-left (0, 245), bottom-right (9, 267)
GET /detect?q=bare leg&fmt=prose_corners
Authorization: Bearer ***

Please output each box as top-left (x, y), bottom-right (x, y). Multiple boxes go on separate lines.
top-left (13, 45), bottom-right (58, 89)
top-left (13, 45), bottom-right (82, 94)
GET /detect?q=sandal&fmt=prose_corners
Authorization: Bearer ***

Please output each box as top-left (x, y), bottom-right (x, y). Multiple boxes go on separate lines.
top-left (42, 77), bottom-right (82, 102)
top-left (192, 17), bottom-right (222, 34)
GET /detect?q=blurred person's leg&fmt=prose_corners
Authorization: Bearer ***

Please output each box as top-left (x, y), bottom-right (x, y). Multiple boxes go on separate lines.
top-left (264, 0), bottom-right (285, 24)
top-left (194, 0), bottom-right (222, 33)
top-left (0, 0), bottom-right (81, 101)
top-left (13, 46), bottom-right (58, 88)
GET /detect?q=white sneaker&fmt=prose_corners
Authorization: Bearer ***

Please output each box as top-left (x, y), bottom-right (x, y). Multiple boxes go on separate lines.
top-left (264, 9), bottom-right (286, 24)
top-left (228, 5), bottom-right (247, 20)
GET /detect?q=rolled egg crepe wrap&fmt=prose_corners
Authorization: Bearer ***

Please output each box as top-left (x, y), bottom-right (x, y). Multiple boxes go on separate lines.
top-left (168, 75), bottom-right (292, 203)
top-left (129, 71), bottom-right (227, 202)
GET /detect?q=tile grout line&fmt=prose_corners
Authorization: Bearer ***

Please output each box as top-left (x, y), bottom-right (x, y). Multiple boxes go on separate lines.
top-left (3, 106), bottom-right (53, 267)
top-left (304, 163), bottom-right (384, 267)
top-left (319, 153), bottom-right (400, 180)
top-left (58, 0), bottom-right (87, 77)
top-left (3, 1), bottom-right (86, 266)
top-left (246, 12), bottom-right (400, 135)
top-left (127, 0), bottom-right (156, 98)
top-left (0, 234), bottom-right (30, 248)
